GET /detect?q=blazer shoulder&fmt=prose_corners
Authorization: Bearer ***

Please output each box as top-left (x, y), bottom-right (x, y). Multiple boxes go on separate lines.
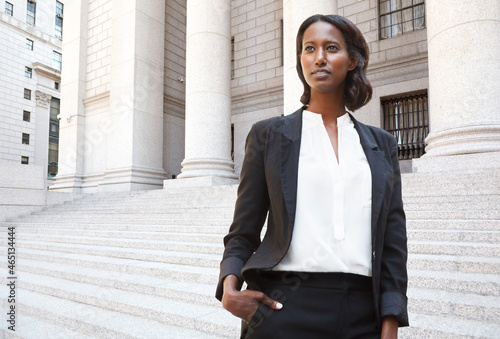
top-left (252, 108), bottom-right (302, 133)
top-left (355, 119), bottom-right (397, 146)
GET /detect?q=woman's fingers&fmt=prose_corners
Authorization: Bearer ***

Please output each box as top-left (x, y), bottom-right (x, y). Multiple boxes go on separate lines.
top-left (257, 292), bottom-right (283, 310)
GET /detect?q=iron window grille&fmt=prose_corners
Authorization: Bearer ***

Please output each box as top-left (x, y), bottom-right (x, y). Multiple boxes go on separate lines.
top-left (382, 91), bottom-right (429, 160)
top-left (379, 0), bottom-right (425, 40)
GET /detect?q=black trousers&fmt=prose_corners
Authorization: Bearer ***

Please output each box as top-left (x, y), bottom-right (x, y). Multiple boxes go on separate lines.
top-left (242, 272), bottom-right (380, 339)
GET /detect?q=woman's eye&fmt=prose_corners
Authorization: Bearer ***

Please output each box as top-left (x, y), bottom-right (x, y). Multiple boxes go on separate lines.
top-left (304, 46), bottom-right (314, 51)
top-left (327, 45), bottom-right (338, 51)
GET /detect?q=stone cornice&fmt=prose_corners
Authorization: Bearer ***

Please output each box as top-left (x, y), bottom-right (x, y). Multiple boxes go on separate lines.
top-left (32, 62), bottom-right (61, 82)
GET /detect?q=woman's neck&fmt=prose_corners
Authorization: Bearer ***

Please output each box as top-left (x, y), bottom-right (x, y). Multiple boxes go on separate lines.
top-left (306, 90), bottom-right (346, 125)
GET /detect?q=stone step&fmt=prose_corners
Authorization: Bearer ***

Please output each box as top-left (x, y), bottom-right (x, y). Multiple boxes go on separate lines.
top-left (404, 199), bottom-right (500, 211)
top-left (16, 241), bottom-right (222, 268)
top-left (399, 312), bottom-right (500, 339)
top-left (16, 257), bottom-right (218, 305)
top-left (409, 240), bottom-right (500, 257)
top-left (405, 209), bottom-right (500, 220)
top-left (10, 217), bottom-right (231, 226)
top-left (405, 219), bottom-right (500, 231)
top-left (408, 287), bottom-right (500, 323)
top-left (34, 205), bottom-right (235, 214)
top-left (22, 212), bottom-right (236, 220)
top-left (408, 253), bottom-right (500, 275)
top-left (408, 229), bottom-right (500, 243)
top-left (13, 248), bottom-right (220, 284)
top-left (2, 222), bottom-right (229, 234)
top-left (15, 273), bottom-right (239, 338)
top-left (6, 289), bottom-right (229, 338)
top-left (403, 194), bottom-right (500, 204)
top-left (408, 269), bottom-right (500, 296)
top-left (17, 234), bottom-right (224, 254)
top-left (0, 307), bottom-right (94, 339)
top-left (17, 228), bottom-right (224, 244)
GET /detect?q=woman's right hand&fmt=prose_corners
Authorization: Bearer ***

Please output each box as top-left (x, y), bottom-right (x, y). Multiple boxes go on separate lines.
top-left (221, 275), bottom-right (283, 323)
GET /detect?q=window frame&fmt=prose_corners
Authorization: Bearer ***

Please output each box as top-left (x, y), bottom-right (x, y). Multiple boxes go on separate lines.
top-left (55, 1), bottom-right (63, 39)
top-left (21, 156), bottom-right (29, 165)
top-left (25, 66), bottom-right (32, 78)
top-left (22, 133), bottom-right (30, 145)
top-left (24, 88), bottom-right (31, 100)
top-left (5, 2), bottom-right (13, 16)
top-left (53, 51), bottom-right (62, 71)
top-left (26, 0), bottom-right (36, 26)
top-left (26, 38), bottom-right (34, 50)
top-left (379, 0), bottom-right (425, 40)
top-left (23, 110), bottom-right (31, 122)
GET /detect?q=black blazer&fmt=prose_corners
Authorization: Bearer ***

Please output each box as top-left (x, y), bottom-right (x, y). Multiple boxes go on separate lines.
top-left (216, 107), bottom-right (408, 327)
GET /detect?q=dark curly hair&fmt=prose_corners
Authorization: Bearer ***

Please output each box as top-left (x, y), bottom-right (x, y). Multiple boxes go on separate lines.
top-left (296, 14), bottom-right (372, 112)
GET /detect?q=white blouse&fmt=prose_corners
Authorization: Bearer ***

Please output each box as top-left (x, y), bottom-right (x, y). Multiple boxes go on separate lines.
top-left (274, 110), bottom-right (373, 277)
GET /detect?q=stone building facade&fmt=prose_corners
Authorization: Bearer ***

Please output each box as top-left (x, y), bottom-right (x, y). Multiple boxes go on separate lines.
top-left (45, 0), bottom-right (499, 192)
top-left (0, 0), bottom-right (64, 186)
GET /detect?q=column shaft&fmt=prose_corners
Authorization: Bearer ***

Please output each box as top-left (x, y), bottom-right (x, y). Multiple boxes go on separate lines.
top-left (50, 0), bottom-right (88, 192)
top-left (425, 0), bottom-right (500, 156)
top-left (178, 0), bottom-right (237, 180)
top-left (283, 1), bottom-right (338, 115)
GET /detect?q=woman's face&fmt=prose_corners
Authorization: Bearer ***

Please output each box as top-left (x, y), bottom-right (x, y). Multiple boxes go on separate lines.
top-left (300, 21), bottom-right (357, 97)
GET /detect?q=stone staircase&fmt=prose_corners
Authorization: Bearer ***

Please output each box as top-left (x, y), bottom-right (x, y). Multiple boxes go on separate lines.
top-left (0, 168), bottom-right (499, 338)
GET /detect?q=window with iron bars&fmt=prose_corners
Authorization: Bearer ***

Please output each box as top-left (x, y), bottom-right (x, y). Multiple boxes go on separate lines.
top-left (382, 91), bottom-right (429, 160)
top-left (379, 0), bottom-right (425, 40)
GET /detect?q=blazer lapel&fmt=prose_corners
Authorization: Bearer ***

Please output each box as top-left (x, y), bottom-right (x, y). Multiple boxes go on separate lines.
top-left (351, 114), bottom-right (388, 249)
top-left (280, 108), bottom-right (303, 230)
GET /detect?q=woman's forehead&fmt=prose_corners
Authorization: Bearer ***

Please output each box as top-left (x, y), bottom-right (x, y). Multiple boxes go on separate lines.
top-left (303, 21), bottom-right (345, 45)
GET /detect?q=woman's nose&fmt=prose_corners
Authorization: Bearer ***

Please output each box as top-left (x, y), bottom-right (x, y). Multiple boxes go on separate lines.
top-left (315, 49), bottom-right (326, 65)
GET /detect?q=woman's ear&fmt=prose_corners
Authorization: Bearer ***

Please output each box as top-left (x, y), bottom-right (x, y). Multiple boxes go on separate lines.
top-left (348, 56), bottom-right (358, 71)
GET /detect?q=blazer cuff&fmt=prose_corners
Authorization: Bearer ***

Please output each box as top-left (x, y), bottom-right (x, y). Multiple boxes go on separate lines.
top-left (380, 290), bottom-right (409, 327)
top-left (215, 256), bottom-right (245, 301)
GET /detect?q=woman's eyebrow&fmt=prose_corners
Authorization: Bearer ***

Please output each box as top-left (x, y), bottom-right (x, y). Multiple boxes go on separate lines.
top-left (303, 40), bottom-right (341, 45)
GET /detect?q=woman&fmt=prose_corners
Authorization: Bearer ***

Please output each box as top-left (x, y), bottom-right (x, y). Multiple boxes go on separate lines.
top-left (216, 14), bottom-right (408, 338)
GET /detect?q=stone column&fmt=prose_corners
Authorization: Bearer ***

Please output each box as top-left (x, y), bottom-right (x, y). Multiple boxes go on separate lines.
top-left (50, 0), bottom-right (88, 192)
top-left (175, 0), bottom-right (237, 185)
top-left (103, 0), bottom-right (166, 191)
top-left (34, 91), bottom-right (51, 188)
top-left (283, 1), bottom-right (338, 115)
top-left (424, 0), bottom-right (500, 157)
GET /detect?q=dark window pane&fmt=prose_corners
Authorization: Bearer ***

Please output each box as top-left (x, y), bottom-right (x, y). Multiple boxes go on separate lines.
top-left (23, 110), bottom-right (30, 122)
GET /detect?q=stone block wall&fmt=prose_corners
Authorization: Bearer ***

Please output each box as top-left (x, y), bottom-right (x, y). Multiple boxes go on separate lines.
top-left (0, 2), bottom-right (62, 168)
top-left (337, 0), bottom-right (429, 127)
top-left (86, 0), bottom-right (112, 98)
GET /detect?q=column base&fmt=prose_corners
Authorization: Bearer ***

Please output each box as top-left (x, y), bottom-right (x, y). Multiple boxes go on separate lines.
top-left (413, 151), bottom-right (500, 173)
top-left (49, 173), bottom-right (85, 193)
top-left (424, 123), bottom-right (500, 157)
top-left (163, 175), bottom-right (238, 188)
top-left (177, 158), bottom-right (238, 180)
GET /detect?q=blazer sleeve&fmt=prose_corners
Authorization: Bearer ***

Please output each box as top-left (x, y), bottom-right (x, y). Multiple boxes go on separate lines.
top-left (379, 137), bottom-right (409, 327)
top-left (215, 123), bottom-right (270, 301)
